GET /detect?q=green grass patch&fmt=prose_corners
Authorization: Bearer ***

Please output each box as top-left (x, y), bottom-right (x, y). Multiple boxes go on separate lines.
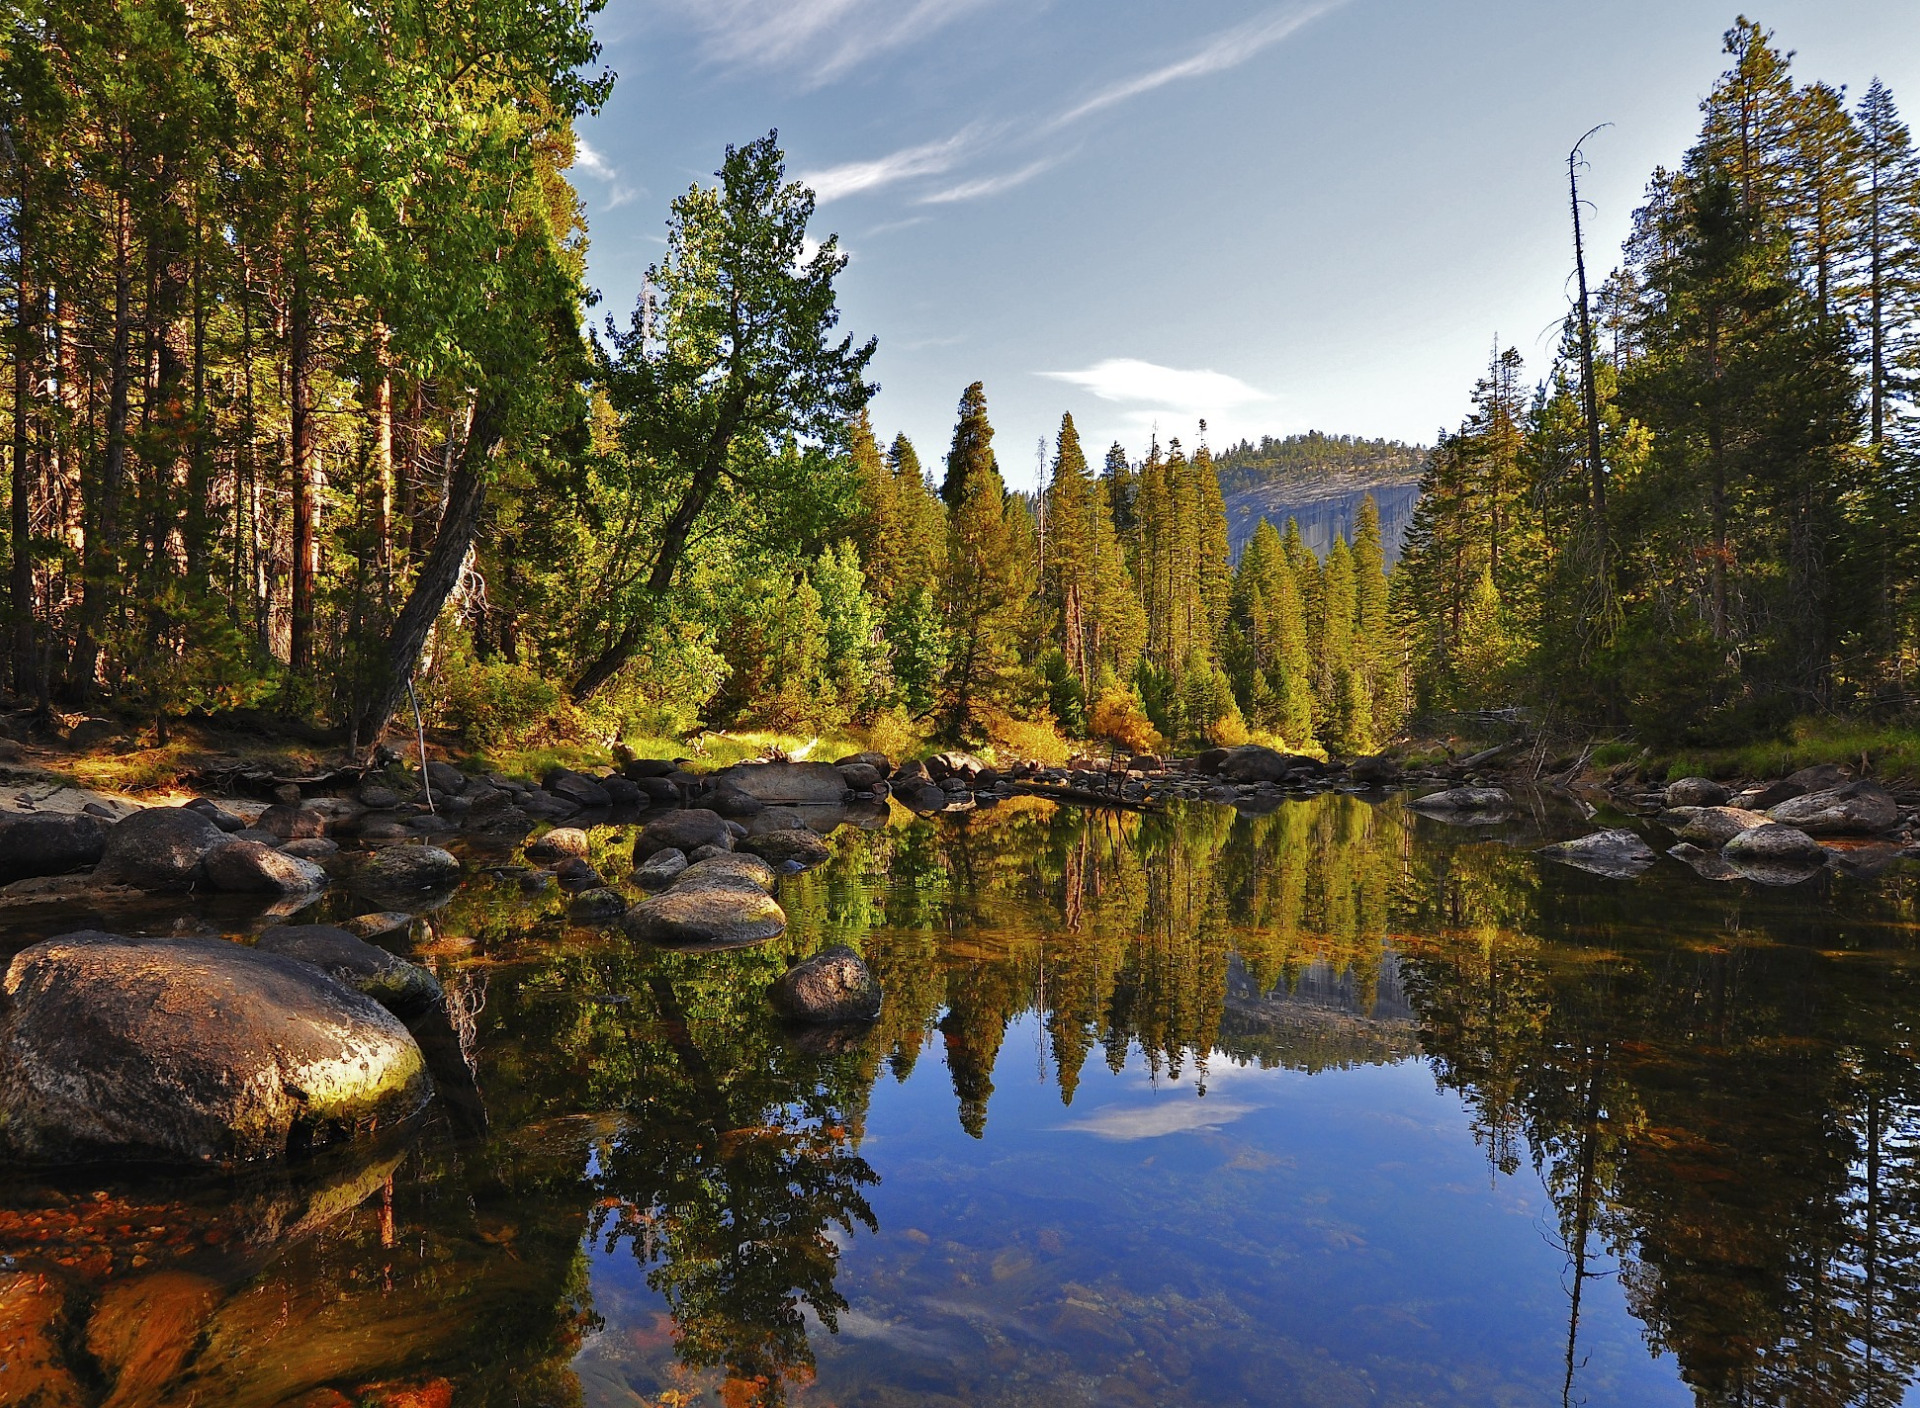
top-left (1658, 717), bottom-right (1920, 783)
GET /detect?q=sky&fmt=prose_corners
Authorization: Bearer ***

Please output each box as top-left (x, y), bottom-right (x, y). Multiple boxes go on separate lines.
top-left (573, 0), bottom-right (1920, 491)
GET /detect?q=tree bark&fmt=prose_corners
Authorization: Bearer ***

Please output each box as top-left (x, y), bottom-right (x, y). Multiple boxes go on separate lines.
top-left (289, 270), bottom-right (315, 674)
top-left (77, 185), bottom-right (134, 698)
top-left (10, 176), bottom-right (35, 695)
top-left (354, 393), bottom-right (502, 749)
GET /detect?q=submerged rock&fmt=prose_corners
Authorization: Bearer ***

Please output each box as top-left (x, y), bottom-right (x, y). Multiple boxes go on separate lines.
top-left (202, 839), bottom-right (329, 895)
top-left (769, 945), bottom-right (882, 1023)
top-left (256, 924), bottom-right (443, 1018)
top-left (1767, 781), bottom-right (1901, 835)
top-left (0, 932), bottom-right (429, 1163)
top-left (624, 886), bottom-right (787, 949)
top-left (568, 887), bottom-right (630, 922)
top-left (1536, 829), bottom-right (1658, 878)
top-left (738, 826), bottom-right (832, 870)
top-left (0, 812), bottom-right (108, 884)
top-left (341, 911), bottom-right (413, 939)
top-left (1669, 841), bottom-right (1739, 882)
top-left (94, 807), bottom-right (226, 891)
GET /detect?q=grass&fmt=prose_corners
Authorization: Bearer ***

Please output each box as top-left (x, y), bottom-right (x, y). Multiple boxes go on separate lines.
top-left (1655, 717), bottom-right (1920, 784)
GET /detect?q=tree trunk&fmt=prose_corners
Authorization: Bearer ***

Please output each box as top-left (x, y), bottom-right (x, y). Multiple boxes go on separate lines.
top-left (354, 393), bottom-right (502, 749)
top-left (77, 186), bottom-right (134, 698)
top-left (10, 181), bottom-right (35, 695)
top-left (289, 271), bottom-right (315, 675)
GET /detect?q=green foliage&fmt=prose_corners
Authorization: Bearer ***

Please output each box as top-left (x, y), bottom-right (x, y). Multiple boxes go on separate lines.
top-left (430, 646), bottom-right (566, 753)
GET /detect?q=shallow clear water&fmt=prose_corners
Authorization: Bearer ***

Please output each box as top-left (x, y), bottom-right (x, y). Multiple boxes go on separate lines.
top-left (6, 790), bottom-right (1920, 1407)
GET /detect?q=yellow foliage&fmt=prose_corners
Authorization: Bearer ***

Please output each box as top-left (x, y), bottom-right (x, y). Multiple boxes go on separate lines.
top-left (1088, 688), bottom-right (1162, 755)
top-left (983, 709), bottom-right (1072, 766)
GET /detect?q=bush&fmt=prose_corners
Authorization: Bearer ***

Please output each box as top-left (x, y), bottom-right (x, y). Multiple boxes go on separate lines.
top-left (983, 708), bottom-right (1072, 766)
top-left (1088, 686), bottom-right (1162, 754)
top-left (433, 655), bottom-right (563, 751)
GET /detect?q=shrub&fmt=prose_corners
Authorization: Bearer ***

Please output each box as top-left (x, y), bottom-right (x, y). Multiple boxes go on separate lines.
top-left (1089, 686), bottom-right (1162, 754)
top-left (434, 655), bottom-right (563, 751)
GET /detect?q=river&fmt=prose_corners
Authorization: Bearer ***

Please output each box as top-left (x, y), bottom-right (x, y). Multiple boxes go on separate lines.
top-left (3, 789), bottom-right (1918, 1407)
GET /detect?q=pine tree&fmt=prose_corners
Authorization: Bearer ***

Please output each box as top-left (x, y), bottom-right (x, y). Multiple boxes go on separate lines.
top-left (939, 383), bottom-right (1035, 738)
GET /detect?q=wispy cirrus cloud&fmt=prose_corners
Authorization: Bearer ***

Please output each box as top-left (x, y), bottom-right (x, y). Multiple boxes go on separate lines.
top-left (658, 0), bottom-right (997, 89)
top-left (1053, 1), bottom-right (1348, 127)
top-left (1043, 359), bottom-right (1277, 445)
top-left (917, 154), bottom-right (1065, 205)
top-left (799, 2), bottom-right (1344, 207)
top-left (1057, 1097), bottom-right (1258, 1141)
top-left (800, 128), bottom-right (988, 204)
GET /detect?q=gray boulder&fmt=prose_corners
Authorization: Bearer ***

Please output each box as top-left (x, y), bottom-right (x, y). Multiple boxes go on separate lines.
top-left (281, 837), bottom-right (340, 860)
top-left (710, 760), bottom-right (850, 806)
top-left (706, 783), bottom-right (766, 818)
top-left (1536, 829), bottom-right (1658, 879)
top-left (895, 782), bottom-right (949, 813)
top-left (926, 751), bottom-right (985, 782)
top-left (1347, 755), bottom-right (1402, 786)
top-left (600, 775), bottom-right (644, 808)
top-left (0, 932), bottom-right (429, 1163)
top-left (203, 839), bottom-right (330, 895)
top-left (256, 924), bottom-right (443, 1018)
top-left (738, 827), bottom-right (832, 870)
top-left (342, 911), bottom-right (413, 939)
top-left (416, 760), bottom-right (468, 797)
top-left (184, 797), bottom-right (248, 832)
top-left (838, 762), bottom-right (884, 792)
top-left (635, 808), bottom-right (732, 860)
top-left (1665, 776), bottom-right (1730, 808)
top-left (1677, 806), bottom-right (1772, 847)
top-left (769, 945), bottom-right (882, 1023)
top-left (95, 807), bottom-right (226, 891)
top-left (257, 803), bottom-right (328, 841)
top-left (1724, 823), bottom-right (1827, 869)
top-left (1218, 745), bottom-right (1317, 783)
top-left (525, 826), bottom-right (591, 861)
top-left (688, 841), bottom-right (733, 862)
top-left (1767, 781), bottom-right (1901, 836)
top-left (0, 812), bottom-right (107, 884)
top-left (634, 848), bottom-right (690, 889)
top-left (1668, 842), bottom-right (1739, 882)
top-left (547, 770), bottom-right (612, 809)
top-left (357, 845), bottom-right (462, 893)
top-left (1407, 787), bottom-right (1513, 819)
top-left (624, 885), bottom-right (787, 949)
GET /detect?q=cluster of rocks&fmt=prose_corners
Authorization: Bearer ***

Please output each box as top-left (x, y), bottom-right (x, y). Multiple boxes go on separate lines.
top-left (1000, 744), bottom-right (1410, 811)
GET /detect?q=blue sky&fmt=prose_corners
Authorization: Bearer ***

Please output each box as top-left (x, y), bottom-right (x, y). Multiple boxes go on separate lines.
top-left (574, 0), bottom-right (1920, 491)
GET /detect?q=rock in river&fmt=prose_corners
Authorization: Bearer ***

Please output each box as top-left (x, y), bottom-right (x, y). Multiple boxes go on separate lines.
top-left (0, 812), bottom-right (107, 884)
top-left (93, 807), bottom-right (227, 891)
top-left (1407, 787), bottom-right (1513, 820)
top-left (202, 839), bottom-right (329, 895)
top-left (256, 924), bottom-right (444, 1018)
top-left (675, 852), bottom-right (778, 894)
top-left (1723, 823), bottom-right (1828, 881)
top-left (1676, 807), bottom-right (1772, 847)
top-left (1767, 781), bottom-right (1901, 836)
top-left (0, 932), bottom-right (430, 1163)
top-left (709, 760), bottom-right (850, 806)
top-left (356, 844), bottom-right (462, 893)
top-left (634, 808), bottom-right (733, 861)
top-left (1536, 829), bottom-right (1658, 878)
top-left (633, 847), bottom-right (690, 889)
top-left (769, 945), bottom-right (882, 1023)
top-left (624, 885), bottom-right (787, 949)
top-left (1665, 776), bottom-right (1730, 808)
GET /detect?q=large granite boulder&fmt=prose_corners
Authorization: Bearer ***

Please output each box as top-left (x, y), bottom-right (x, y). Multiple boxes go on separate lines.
top-left (1767, 781), bottom-right (1901, 836)
top-left (0, 932), bottom-right (430, 1163)
top-left (256, 925), bottom-right (443, 1018)
top-left (633, 847), bottom-right (690, 890)
top-left (1217, 745), bottom-right (1318, 784)
top-left (545, 769), bottom-right (612, 810)
top-left (256, 803), bottom-right (328, 841)
top-left (674, 852), bottom-right (778, 895)
top-left (1723, 823), bottom-right (1827, 871)
top-left (1535, 829), bottom-right (1658, 879)
top-left (202, 839), bottom-right (329, 895)
top-left (634, 808), bottom-right (732, 860)
top-left (710, 761), bottom-right (850, 806)
top-left (94, 808), bottom-right (226, 891)
top-left (769, 945), bottom-right (882, 1023)
top-left (624, 886), bottom-right (787, 949)
top-left (524, 826), bottom-right (591, 861)
top-left (0, 812), bottom-right (108, 884)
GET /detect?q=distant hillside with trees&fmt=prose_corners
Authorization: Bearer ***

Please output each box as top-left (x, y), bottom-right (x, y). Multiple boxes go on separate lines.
top-left (1212, 434), bottom-right (1427, 565)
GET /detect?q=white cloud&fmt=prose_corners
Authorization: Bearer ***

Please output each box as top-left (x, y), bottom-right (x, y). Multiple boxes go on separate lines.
top-left (1057, 1097), bottom-right (1256, 1141)
top-left (1054, 1), bottom-right (1348, 127)
top-left (1043, 359), bottom-right (1271, 413)
top-left (572, 137), bottom-right (641, 210)
top-left (917, 155), bottom-right (1063, 205)
top-left (659, 0), bottom-right (997, 88)
top-left (800, 128), bottom-right (986, 203)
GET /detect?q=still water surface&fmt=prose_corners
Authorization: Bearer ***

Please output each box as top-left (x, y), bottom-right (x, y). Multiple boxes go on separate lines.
top-left (5, 790), bottom-right (1920, 1407)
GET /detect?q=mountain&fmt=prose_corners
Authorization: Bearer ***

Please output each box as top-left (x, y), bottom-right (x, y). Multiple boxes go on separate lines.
top-left (1211, 432), bottom-right (1427, 565)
